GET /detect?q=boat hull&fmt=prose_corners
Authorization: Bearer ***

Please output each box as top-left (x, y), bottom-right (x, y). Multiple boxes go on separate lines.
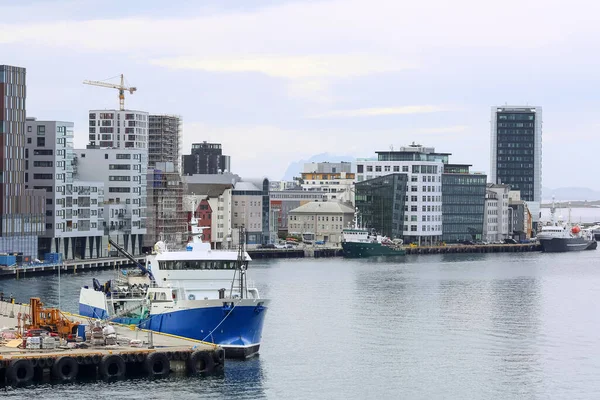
top-left (539, 237), bottom-right (597, 253)
top-left (342, 242), bottom-right (406, 258)
top-left (79, 289), bottom-right (268, 359)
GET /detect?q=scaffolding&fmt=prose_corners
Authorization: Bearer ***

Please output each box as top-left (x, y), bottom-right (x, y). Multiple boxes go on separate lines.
top-left (144, 162), bottom-right (188, 248)
top-left (148, 115), bottom-right (182, 173)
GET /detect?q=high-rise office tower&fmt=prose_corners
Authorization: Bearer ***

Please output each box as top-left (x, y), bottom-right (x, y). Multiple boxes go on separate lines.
top-left (490, 106), bottom-right (542, 230)
top-left (0, 65), bottom-right (46, 258)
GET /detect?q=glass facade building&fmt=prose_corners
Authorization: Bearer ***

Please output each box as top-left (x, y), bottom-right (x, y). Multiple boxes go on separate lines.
top-left (442, 166), bottom-right (487, 243)
top-left (490, 106), bottom-right (542, 230)
top-left (354, 173), bottom-right (407, 239)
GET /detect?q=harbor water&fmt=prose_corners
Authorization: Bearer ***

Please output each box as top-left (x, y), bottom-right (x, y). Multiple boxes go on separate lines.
top-left (2, 251), bottom-right (600, 399)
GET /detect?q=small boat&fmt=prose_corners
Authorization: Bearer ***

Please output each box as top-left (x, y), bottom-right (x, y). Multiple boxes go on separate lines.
top-left (536, 197), bottom-right (596, 253)
top-left (79, 209), bottom-right (269, 359)
top-left (341, 211), bottom-right (405, 258)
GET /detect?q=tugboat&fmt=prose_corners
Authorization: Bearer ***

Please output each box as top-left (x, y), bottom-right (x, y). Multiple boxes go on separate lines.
top-left (79, 208), bottom-right (269, 359)
top-left (341, 211), bottom-right (405, 258)
top-left (536, 198), bottom-right (597, 252)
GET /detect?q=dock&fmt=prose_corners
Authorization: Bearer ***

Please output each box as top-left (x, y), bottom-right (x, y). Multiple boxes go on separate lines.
top-left (0, 301), bottom-right (224, 386)
top-left (0, 256), bottom-right (145, 279)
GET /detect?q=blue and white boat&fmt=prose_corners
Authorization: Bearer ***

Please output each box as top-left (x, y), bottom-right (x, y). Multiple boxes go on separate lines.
top-left (78, 218), bottom-right (269, 359)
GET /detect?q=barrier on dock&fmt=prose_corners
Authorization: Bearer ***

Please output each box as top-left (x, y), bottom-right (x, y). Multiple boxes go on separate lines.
top-left (404, 243), bottom-right (541, 255)
top-left (0, 347), bottom-right (225, 386)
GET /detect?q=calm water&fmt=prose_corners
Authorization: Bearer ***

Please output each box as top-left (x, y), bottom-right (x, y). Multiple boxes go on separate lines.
top-left (1, 252), bottom-right (600, 399)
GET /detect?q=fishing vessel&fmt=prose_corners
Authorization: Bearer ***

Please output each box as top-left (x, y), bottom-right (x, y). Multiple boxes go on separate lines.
top-left (78, 216), bottom-right (269, 359)
top-left (536, 198), bottom-right (597, 253)
top-left (341, 211), bottom-right (405, 258)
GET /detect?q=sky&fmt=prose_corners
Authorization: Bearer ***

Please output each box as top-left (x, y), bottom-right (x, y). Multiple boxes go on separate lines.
top-left (1, 0), bottom-right (599, 188)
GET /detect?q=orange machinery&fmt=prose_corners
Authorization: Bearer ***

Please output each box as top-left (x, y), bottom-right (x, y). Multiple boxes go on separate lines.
top-left (25, 297), bottom-right (80, 338)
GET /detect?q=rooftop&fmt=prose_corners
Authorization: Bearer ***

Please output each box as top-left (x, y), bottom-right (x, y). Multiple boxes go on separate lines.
top-left (233, 181), bottom-right (261, 191)
top-left (290, 201), bottom-right (355, 214)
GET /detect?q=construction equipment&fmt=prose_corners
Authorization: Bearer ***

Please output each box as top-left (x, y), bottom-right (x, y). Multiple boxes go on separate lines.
top-left (83, 74), bottom-right (137, 111)
top-left (108, 237), bottom-right (155, 281)
top-left (25, 298), bottom-right (79, 338)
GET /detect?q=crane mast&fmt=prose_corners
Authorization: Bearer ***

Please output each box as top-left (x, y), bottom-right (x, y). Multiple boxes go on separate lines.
top-left (83, 74), bottom-right (137, 111)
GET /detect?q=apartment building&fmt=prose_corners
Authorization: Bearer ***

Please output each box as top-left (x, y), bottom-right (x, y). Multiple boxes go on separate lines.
top-left (25, 118), bottom-right (105, 259)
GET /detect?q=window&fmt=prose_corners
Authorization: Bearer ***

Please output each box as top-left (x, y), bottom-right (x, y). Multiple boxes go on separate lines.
top-left (27, 137), bottom-right (31, 144)
top-left (411, 225), bottom-right (417, 231)
top-left (33, 161), bottom-right (53, 168)
top-left (105, 154), bottom-right (109, 159)
top-left (366, 166), bottom-right (373, 172)
top-left (357, 165), bottom-right (364, 173)
top-left (109, 176), bottom-right (131, 181)
top-left (108, 187), bottom-right (131, 193)
top-left (109, 164), bottom-right (131, 170)
top-left (393, 166), bottom-right (400, 172)
top-left (375, 166), bottom-right (382, 172)
top-left (116, 154), bottom-right (131, 159)
top-left (37, 125), bottom-right (45, 134)
top-left (27, 126), bottom-right (32, 133)
top-left (411, 205), bottom-right (417, 212)
top-left (37, 137), bottom-right (45, 147)
top-left (33, 173), bottom-right (53, 180)
top-left (384, 166), bottom-right (391, 172)
top-left (402, 166), bottom-right (408, 172)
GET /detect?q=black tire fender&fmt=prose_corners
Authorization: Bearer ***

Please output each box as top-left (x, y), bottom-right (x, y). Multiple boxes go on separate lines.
top-left (52, 357), bottom-right (79, 382)
top-left (145, 352), bottom-right (170, 378)
top-left (187, 351), bottom-right (215, 374)
top-left (7, 359), bottom-right (34, 386)
top-left (212, 348), bottom-right (225, 365)
top-left (99, 354), bottom-right (126, 380)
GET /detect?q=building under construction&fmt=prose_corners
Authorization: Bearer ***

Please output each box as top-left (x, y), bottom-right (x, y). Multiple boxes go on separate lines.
top-left (149, 115), bottom-right (181, 172)
top-left (144, 162), bottom-right (188, 248)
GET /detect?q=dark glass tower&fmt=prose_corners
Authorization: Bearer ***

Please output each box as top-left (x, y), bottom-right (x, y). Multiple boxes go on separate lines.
top-left (490, 106), bottom-right (542, 229)
top-left (354, 173), bottom-right (408, 239)
top-left (182, 141), bottom-right (231, 175)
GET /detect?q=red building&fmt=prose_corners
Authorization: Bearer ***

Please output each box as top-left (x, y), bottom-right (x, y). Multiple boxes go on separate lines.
top-left (188, 199), bottom-right (212, 244)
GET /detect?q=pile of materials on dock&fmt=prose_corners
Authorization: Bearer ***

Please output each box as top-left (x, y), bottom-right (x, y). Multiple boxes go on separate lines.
top-left (0, 297), bottom-right (224, 386)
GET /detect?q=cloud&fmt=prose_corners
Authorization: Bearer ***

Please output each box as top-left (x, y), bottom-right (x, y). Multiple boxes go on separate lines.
top-left (149, 54), bottom-right (415, 79)
top-left (417, 125), bottom-right (469, 134)
top-left (308, 105), bottom-right (452, 118)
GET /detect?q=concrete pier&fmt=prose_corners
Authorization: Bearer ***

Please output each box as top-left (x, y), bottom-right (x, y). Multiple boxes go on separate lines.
top-left (0, 302), bottom-right (224, 386)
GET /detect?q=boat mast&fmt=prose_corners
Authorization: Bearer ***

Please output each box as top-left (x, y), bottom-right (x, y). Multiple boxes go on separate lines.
top-left (236, 225), bottom-right (247, 299)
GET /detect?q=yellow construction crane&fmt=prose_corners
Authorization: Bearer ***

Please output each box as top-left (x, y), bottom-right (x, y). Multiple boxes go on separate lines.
top-left (83, 74), bottom-right (137, 111)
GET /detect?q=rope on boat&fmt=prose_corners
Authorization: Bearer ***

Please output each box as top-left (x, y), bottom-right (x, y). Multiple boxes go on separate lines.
top-left (201, 299), bottom-right (243, 342)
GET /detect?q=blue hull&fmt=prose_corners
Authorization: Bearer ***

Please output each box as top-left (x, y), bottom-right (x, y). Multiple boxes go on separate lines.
top-left (79, 302), bottom-right (268, 358)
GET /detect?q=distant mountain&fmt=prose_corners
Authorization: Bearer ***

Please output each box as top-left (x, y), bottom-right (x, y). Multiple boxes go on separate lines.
top-left (542, 186), bottom-right (600, 202)
top-left (281, 153), bottom-right (356, 181)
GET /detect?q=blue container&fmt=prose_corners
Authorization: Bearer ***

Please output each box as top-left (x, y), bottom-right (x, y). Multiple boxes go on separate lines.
top-left (0, 255), bottom-right (17, 266)
top-left (77, 324), bottom-right (86, 341)
top-left (44, 253), bottom-right (63, 264)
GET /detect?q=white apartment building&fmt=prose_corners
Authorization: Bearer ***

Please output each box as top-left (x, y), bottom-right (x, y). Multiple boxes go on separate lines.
top-left (300, 171), bottom-right (355, 204)
top-left (483, 183), bottom-right (510, 242)
top-left (88, 110), bottom-right (148, 149)
top-left (75, 148), bottom-right (148, 255)
top-left (355, 144), bottom-right (449, 245)
top-left (25, 119), bottom-right (105, 259)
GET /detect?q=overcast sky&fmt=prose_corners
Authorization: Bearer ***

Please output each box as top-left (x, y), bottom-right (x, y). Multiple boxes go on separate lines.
top-left (1, 0), bottom-right (598, 188)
